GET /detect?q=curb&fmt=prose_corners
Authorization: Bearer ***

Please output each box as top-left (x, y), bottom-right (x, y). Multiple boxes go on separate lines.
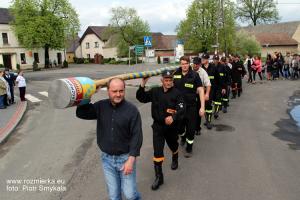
top-left (0, 101), bottom-right (27, 144)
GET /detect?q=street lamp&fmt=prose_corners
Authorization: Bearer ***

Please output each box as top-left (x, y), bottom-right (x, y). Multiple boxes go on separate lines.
top-left (211, 44), bottom-right (219, 55)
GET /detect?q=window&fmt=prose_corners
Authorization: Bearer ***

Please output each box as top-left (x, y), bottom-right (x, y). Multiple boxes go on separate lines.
top-left (87, 54), bottom-right (90, 59)
top-left (95, 42), bottom-right (99, 48)
top-left (86, 42), bottom-right (90, 49)
top-left (20, 53), bottom-right (26, 64)
top-left (2, 33), bottom-right (8, 45)
top-left (34, 53), bottom-right (39, 63)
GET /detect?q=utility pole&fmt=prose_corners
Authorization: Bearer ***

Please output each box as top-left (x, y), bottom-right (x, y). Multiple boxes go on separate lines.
top-left (221, 0), bottom-right (228, 56)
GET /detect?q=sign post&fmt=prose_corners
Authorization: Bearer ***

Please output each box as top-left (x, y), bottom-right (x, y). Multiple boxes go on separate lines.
top-left (144, 36), bottom-right (152, 63)
top-left (134, 45), bottom-right (144, 64)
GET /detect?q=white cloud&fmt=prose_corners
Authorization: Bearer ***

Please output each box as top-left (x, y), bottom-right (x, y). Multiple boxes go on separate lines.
top-left (1, 0), bottom-right (300, 35)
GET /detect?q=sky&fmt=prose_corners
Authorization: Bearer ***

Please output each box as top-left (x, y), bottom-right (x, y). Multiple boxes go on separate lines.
top-left (1, 0), bottom-right (300, 36)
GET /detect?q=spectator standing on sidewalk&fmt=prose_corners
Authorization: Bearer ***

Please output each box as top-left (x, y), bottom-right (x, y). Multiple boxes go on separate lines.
top-left (16, 70), bottom-right (26, 101)
top-left (4, 68), bottom-right (15, 104)
top-left (0, 69), bottom-right (7, 109)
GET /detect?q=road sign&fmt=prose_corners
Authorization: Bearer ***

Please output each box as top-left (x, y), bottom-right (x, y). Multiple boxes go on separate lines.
top-left (144, 36), bottom-right (152, 47)
top-left (135, 45), bottom-right (144, 55)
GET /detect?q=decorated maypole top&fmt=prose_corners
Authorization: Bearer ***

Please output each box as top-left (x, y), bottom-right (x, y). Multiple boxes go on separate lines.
top-left (48, 66), bottom-right (179, 109)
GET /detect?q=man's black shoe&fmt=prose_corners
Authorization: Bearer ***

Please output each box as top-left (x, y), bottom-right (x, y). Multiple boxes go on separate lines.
top-left (195, 130), bottom-right (201, 136)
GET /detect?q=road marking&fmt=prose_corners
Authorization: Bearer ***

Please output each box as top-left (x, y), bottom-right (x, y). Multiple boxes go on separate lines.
top-left (25, 94), bottom-right (42, 103)
top-left (39, 91), bottom-right (48, 97)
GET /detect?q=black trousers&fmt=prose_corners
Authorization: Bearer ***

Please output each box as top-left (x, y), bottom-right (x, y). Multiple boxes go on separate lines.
top-left (231, 81), bottom-right (242, 97)
top-left (179, 105), bottom-right (197, 145)
top-left (222, 87), bottom-right (229, 108)
top-left (9, 85), bottom-right (14, 103)
top-left (195, 97), bottom-right (201, 131)
top-left (152, 122), bottom-right (179, 162)
top-left (247, 67), bottom-right (253, 83)
top-left (214, 88), bottom-right (222, 113)
top-left (19, 87), bottom-right (26, 101)
top-left (3, 94), bottom-right (9, 106)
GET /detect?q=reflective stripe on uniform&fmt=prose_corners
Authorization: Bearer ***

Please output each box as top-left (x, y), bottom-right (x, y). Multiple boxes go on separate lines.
top-left (153, 157), bottom-right (165, 162)
top-left (174, 75), bottom-right (182, 79)
top-left (206, 110), bottom-right (213, 113)
top-left (179, 132), bottom-right (185, 137)
top-left (186, 139), bottom-right (194, 144)
top-left (208, 76), bottom-right (214, 79)
top-left (214, 101), bottom-right (222, 105)
top-left (223, 98), bottom-right (228, 102)
top-left (219, 73), bottom-right (224, 76)
top-left (184, 83), bottom-right (194, 88)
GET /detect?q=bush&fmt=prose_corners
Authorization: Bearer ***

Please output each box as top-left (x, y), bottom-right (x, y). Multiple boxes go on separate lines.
top-left (16, 64), bottom-right (20, 70)
top-left (63, 60), bottom-right (68, 68)
top-left (0, 64), bottom-right (4, 68)
top-left (89, 58), bottom-right (95, 63)
top-left (74, 57), bottom-right (84, 64)
top-left (103, 58), bottom-right (113, 63)
top-left (108, 59), bottom-right (118, 64)
top-left (33, 61), bottom-right (39, 71)
top-left (84, 58), bottom-right (89, 64)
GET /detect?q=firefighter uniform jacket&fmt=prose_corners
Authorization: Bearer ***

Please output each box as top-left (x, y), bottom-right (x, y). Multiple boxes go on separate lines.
top-left (136, 86), bottom-right (185, 125)
top-left (202, 63), bottom-right (220, 90)
top-left (232, 60), bottom-right (246, 82)
top-left (173, 67), bottom-right (203, 106)
top-left (215, 63), bottom-right (228, 90)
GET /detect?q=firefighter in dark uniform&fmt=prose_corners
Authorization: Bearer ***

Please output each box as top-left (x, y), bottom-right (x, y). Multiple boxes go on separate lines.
top-left (201, 53), bottom-right (221, 129)
top-left (136, 70), bottom-right (185, 190)
top-left (173, 56), bottom-right (205, 158)
top-left (212, 55), bottom-right (226, 119)
top-left (220, 56), bottom-right (232, 113)
top-left (231, 55), bottom-right (246, 98)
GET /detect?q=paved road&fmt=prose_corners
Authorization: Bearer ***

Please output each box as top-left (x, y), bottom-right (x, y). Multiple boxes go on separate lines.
top-left (1, 65), bottom-right (300, 200)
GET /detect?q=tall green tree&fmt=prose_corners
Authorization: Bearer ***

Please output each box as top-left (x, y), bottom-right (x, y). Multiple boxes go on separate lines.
top-left (236, 0), bottom-right (279, 26)
top-left (107, 7), bottom-right (150, 57)
top-left (233, 30), bottom-right (261, 56)
top-left (10, 0), bottom-right (80, 67)
top-left (176, 0), bottom-right (235, 53)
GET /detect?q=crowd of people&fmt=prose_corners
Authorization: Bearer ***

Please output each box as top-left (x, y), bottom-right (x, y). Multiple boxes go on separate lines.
top-left (0, 68), bottom-right (26, 109)
top-left (244, 52), bottom-right (300, 82)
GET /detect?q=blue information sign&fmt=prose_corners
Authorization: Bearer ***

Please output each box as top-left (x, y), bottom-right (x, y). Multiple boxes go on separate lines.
top-left (144, 36), bottom-right (152, 47)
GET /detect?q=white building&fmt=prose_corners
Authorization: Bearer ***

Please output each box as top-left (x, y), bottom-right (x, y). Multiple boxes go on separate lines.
top-left (0, 8), bottom-right (65, 70)
top-left (79, 26), bottom-right (117, 63)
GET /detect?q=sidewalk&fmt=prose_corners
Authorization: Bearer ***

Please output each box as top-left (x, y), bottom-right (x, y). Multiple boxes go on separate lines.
top-left (0, 96), bottom-right (27, 144)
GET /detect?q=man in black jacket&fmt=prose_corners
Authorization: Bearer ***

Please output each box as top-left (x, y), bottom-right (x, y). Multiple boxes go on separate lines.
top-left (231, 55), bottom-right (247, 98)
top-left (76, 78), bottom-right (143, 200)
top-left (173, 56), bottom-right (205, 158)
top-left (136, 70), bottom-right (185, 190)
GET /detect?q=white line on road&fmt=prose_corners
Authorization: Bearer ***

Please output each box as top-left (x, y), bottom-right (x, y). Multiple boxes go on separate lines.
top-left (25, 94), bottom-right (42, 103)
top-left (39, 91), bottom-right (48, 97)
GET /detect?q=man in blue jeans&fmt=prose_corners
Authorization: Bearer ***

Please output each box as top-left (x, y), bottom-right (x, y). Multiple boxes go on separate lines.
top-left (76, 78), bottom-right (143, 200)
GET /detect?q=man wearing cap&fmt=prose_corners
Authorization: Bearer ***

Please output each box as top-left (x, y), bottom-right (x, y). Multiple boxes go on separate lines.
top-left (192, 57), bottom-right (211, 135)
top-left (201, 53), bottom-right (221, 129)
top-left (136, 70), bottom-right (185, 190)
top-left (173, 56), bottom-right (205, 157)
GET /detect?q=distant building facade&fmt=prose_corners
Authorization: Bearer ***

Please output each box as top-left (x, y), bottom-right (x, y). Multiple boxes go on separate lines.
top-left (0, 8), bottom-right (65, 70)
top-left (242, 21), bottom-right (300, 57)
